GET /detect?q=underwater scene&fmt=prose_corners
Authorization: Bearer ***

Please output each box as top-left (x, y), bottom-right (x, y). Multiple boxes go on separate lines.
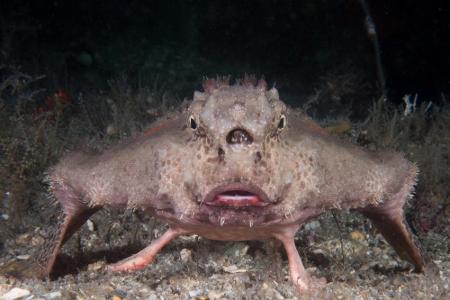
top-left (0, 1), bottom-right (448, 299)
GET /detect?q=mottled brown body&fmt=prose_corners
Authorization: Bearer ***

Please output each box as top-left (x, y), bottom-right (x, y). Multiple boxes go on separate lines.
top-left (2, 76), bottom-right (425, 292)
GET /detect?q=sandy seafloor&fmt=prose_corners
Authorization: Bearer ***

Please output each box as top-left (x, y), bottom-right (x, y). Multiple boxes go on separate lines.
top-left (0, 204), bottom-right (448, 299)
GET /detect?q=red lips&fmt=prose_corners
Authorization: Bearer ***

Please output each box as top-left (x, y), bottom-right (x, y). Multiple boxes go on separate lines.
top-left (209, 190), bottom-right (267, 207)
top-left (204, 183), bottom-right (270, 208)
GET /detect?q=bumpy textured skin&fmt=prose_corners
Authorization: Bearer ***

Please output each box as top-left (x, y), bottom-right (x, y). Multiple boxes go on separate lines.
top-left (2, 76), bottom-right (425, 292)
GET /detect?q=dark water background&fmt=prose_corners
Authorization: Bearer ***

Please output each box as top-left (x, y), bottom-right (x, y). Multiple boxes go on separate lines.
top-left (1, 0), bottom-right (449, 110)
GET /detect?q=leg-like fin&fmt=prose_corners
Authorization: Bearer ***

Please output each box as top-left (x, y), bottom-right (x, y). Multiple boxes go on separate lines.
top-left (358, 165), bottom-right (427, 272)
top-left (1, 183), bottom-right (100, 279)
top-left (361, 207), bottom-right (425, 272)
top-left (108, 227), bottom-right (187, 272)
top-left (273, 228), bottom-right (326, 292)
top-left (359, 173), bottom-right (428, 272)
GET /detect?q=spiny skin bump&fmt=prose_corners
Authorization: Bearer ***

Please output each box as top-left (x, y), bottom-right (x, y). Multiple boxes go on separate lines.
top-left (2, 76), bottom-right (426, 293)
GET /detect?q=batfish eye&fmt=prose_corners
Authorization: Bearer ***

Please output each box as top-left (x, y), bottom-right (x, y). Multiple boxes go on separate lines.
top-left (278, 114), bottom-right (286, 130)
top-left (189, 115), bottom-right (197, 130)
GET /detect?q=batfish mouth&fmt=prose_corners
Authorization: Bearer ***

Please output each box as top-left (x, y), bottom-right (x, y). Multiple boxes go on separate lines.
top-left (204, 183), bottom-right (270, 208)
